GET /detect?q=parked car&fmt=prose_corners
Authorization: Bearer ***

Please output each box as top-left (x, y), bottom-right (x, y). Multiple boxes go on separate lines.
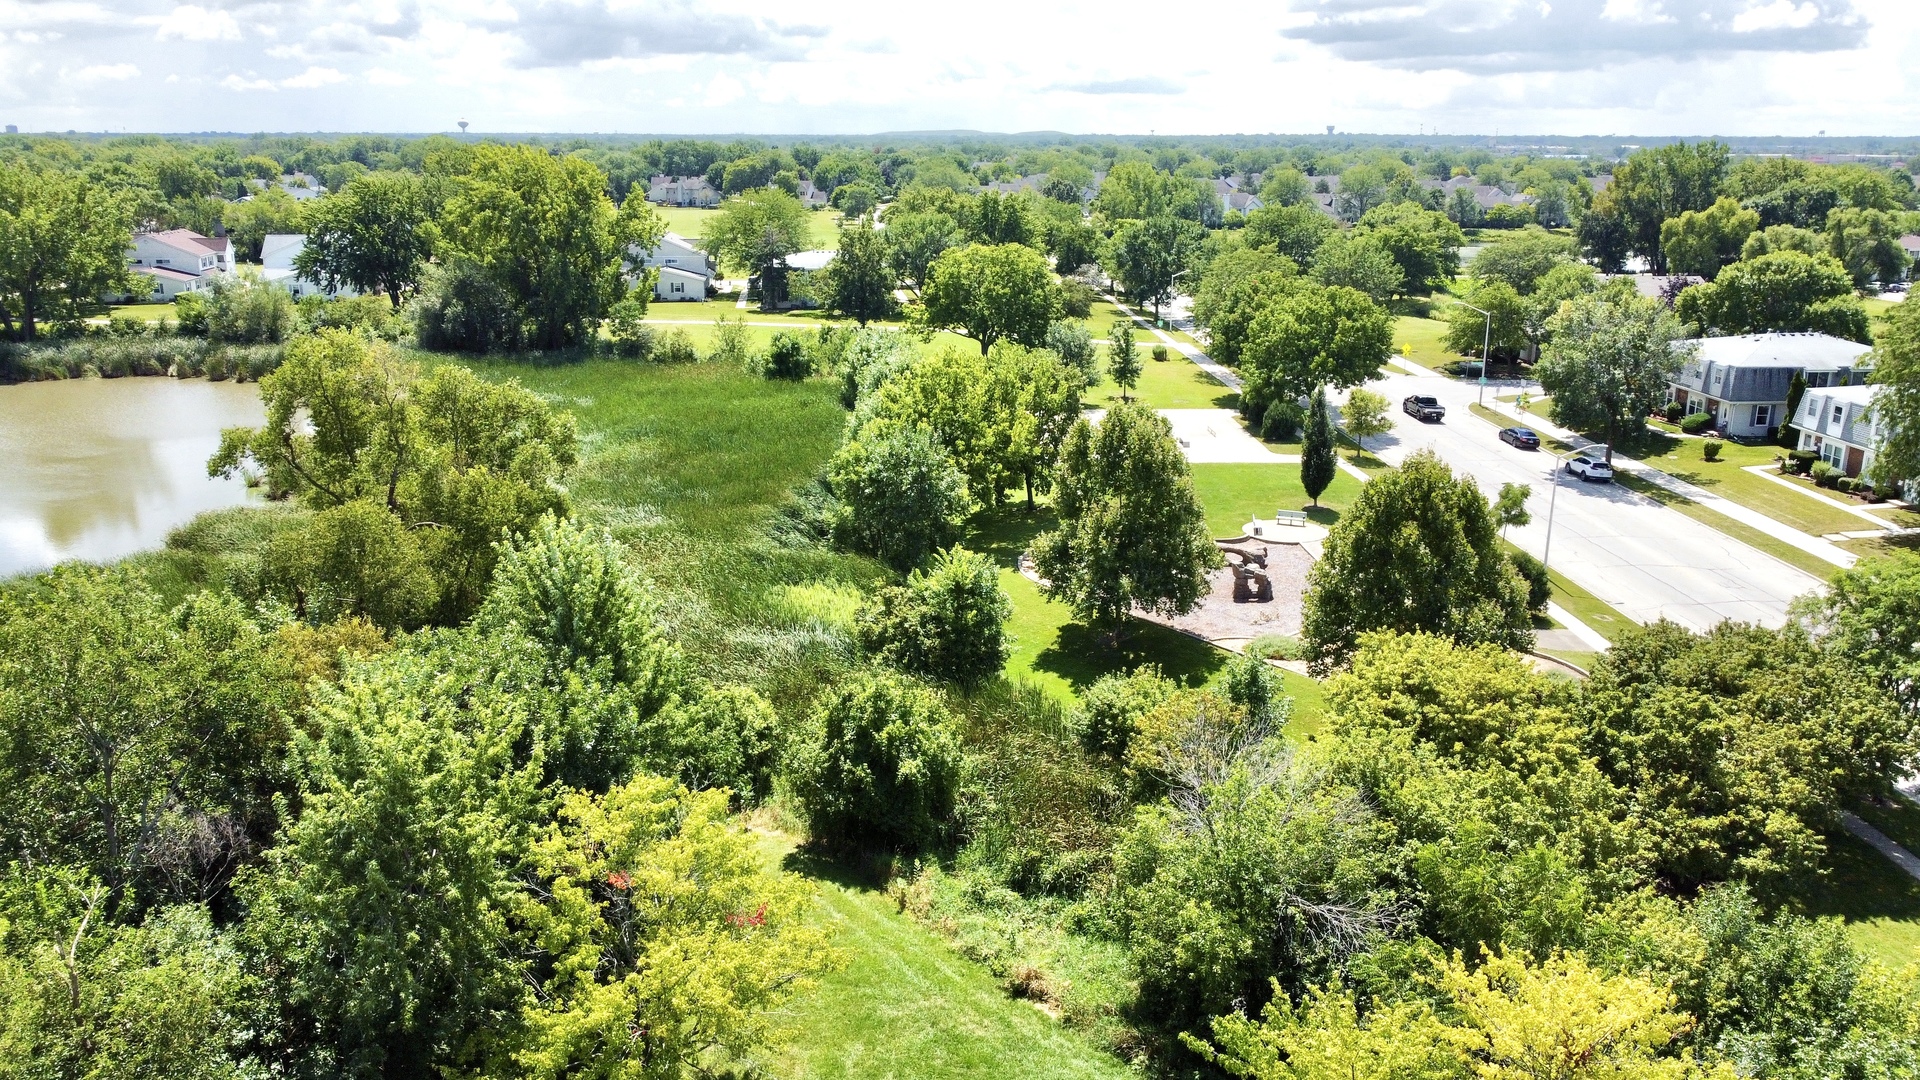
top-left (1403, 395), bottom-right (1445, 421)
top-left (1566, 453), bottom-right (1615, 482)
top-left (1500, 426), bottom-right (1541, 450)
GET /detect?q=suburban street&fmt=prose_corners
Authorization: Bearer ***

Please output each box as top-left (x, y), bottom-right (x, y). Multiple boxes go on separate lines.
top-left (1359, 371), bottom-right (1823, 631)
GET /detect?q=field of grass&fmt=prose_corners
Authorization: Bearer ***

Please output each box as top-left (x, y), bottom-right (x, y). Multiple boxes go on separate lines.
top-left (771, 851), bottom-right (1133, 1080)
top-left (1392, 314), bottom-right (1458, 371)
top-left (654, 205), bottom-right (843, 248)
top-left (1794, 827), bottom-right (1920, 969)
top-left (109, 301), bottom-right (177, 321)
top-left (1188, 462), bottom-right (1362, 538)
top-left (1085, 353), bottom-right (1237, 410)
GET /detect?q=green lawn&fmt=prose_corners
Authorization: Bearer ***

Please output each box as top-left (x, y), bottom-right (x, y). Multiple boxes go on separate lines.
top-left (771, 847), bottom-right (1133, 1080)
top-left (1188, 462), bottom-right (1362, 538)
top-left (1392, 314), bottom-right (1458, 371)
top-left (1633, 434), bottom-right (1870, 539)
top-left (1086, 353), bottom-right (1237, 410)
top-left (655, 205), bottom-right (843, 247)
top-left (109, 301), bottom-right (177, 321)
top-left (1792, 827), bottom-right (1920, 969)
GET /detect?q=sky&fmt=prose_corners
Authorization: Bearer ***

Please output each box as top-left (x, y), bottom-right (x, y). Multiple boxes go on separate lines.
top-left (1, 0), bottom-right (1917, 137)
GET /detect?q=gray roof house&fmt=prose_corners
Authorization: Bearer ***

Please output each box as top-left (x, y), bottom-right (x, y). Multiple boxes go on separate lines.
top-left (1668, 332), bottom-right (1873, 439)
top-left (648, 175), bottom-right (721, 207)
top-left (1792, 383), bottom-right (1886, 479)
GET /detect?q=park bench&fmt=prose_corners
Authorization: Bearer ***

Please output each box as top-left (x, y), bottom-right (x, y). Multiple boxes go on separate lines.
top-left (1274, 509), bottom-right (1309, 527)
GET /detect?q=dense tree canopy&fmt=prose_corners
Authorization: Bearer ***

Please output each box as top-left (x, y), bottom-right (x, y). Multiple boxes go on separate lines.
top-left (919, 242), bottom-right (1059, 354)
top-left (1539, 290), bottom-right (1691, 458)
top-left (293, 171), bottom-right (437, 308)
top-left (1674, 250), bottom-right (1870, 342)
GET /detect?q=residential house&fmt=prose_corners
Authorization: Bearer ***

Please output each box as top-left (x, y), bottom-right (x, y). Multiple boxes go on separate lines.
top-left (1792, 383), bottom-right (1885, 479)
top-left (648, 175), bottom-right (721, 207)
top-left (1419, 176), bottom-right (1537, 212)
top-left (795, 178), bottom-right (830, 208)
top-left (1901, 234), bottom-right (1920, 280)
top-left (985, 174), bottom-right (1047, 196)
top-left (631, 232), bottom-right (715, 301)
top-left (259, 233), bottom-right (357, 300)
top-left (1213, 177), bottom-right (1264, 216)
top-left (245, 173), bottom-right (325, 201)
top-left (1668, 332), bottom-right (1873, 439)
top-left (123, 228), bottom-right (230, 300)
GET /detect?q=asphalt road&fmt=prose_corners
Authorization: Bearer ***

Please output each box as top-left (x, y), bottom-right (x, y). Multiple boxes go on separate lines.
top-left (1360, 372), bottom-right (1822, 631)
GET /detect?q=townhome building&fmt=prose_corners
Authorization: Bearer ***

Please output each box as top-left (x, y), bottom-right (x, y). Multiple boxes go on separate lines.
top-left (1668, 332), bottom-right (1873, 439)
top-left (631, 232), bottom-right (716, 301)
top-left (259, 234), bottom-right (357, 300)
top-left (1793, 383), bottom-right (1885, 479)
top-left (123, 228), bottom-right (231, 299)
top-left (647, 175), bottom-right (721, 207)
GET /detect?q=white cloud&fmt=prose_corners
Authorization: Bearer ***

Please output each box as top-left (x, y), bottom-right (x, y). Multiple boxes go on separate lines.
top-left (703, 71), bottom-right (744, 107)
top-left (1734, 0), bottom-right (1823, 32)
top-left (220, 73), bottom-right (277, 92)
top-left (366, 67), bottom-right (411, 85)
top-left (73, 62), bottom-right (137, 81)
top-left (280, 65), bottom-right (346, 88)
top-left (150, 5), bottom-right (243, 42)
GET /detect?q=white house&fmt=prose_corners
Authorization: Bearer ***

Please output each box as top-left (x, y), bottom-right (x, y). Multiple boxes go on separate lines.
top-left (244, 173), bottom-right (325, 201)
top-left (259, 233), bottom-right (357, 300)
top-left (1792, 383), bottom-right (1885, 479)
top-left (1668, 332), bottom-right (1873, 439)
top-left (648, 175), bottom-right (720, 207)
top-left (124, 228), bottom-right (230, 301)
top-left (631, 232), bottom-right (714, 301)
top-left (795, 179), bottom-right (830, 208)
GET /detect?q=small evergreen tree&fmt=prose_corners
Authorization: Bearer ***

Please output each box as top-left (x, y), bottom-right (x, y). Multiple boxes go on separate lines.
top-left (1301, 387), bottom-right (1336, 507)
top-left (1108, 319), bottom-right (1141, 401)
top-left (1780, 369), bottom-right (1807, 448)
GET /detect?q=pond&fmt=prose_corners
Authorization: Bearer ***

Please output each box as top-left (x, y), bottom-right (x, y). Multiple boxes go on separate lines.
top-left (0, 377), bottom-right (266, 579)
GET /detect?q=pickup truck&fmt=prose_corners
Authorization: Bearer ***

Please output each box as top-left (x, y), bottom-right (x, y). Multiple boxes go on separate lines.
top-left (1403, 395), bottom-right (1446, 422)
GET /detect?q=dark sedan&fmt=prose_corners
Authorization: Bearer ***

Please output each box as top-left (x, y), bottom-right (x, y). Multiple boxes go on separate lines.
top-left (1499, 426), bottom-right (1541, 450)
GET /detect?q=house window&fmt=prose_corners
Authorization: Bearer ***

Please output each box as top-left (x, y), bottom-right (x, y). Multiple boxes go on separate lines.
top-left (1807, 371), bottom-right (1832, 388)
top-left (1822, 441), bottom-right (1847, 468)
top-left (1833, 405), bottom-right (1845, 425)
top-left (671, 282), bottom-right (684, 294)
top-left (1752, 404), bottom-right (1771, 428)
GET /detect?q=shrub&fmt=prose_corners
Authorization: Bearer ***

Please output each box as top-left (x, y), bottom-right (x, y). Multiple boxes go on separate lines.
top-left (1058, 279), bottom-right (1097, 319)
top-left (1222, 653), bottom-right (1292, 726)
top-left (707, 316), bottom-right (754, 367)
top-left (1811, 461), bottom-right (1838, 487)
top-left (298, 294), bottom-right (401, 339)
top-left (758, 330), bottom-right (812, 379)
top-left (1246, 634), bottom-right (1305, 662)
top-left (1703, 438), bottom-right (1724, 462)
top-left (790, 670), bottom-right (961, 854)
top-left (828, 423), bottom-right (972, 573)
top-left (205, 271), bottom-right (295, 344)
top-left (1259, 401), bottom-right (1303, 442)
top-left (1662, 401), bottom-right (1684, 423)
top-left (1076, 667), bottom-right (1178, 759)
top-left (854, 546), bottom-right (1011, 690)
top-left (410, 259), bottom-right (519, 353)
top-left (1151, 344), bottom-right (1170, 362)
top-left (1785, 449), bottom-right (1817, 475)
top-left (653, 327), bottom-right (699, 364)
top-left (174, 291), bottom-right (209, 335)
top-left (1509, 549), bottom-right (1553, 613)
top-left (605, 295), bottom-right (655, 359)
top-left (1680, 412), bottom-right (1713, 434)
top-left (1044, 321), bottom-right (1098, 386)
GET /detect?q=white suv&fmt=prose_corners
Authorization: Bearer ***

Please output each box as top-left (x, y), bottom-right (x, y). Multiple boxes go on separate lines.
top-left (1566, 453), bottom-right (1615, 483)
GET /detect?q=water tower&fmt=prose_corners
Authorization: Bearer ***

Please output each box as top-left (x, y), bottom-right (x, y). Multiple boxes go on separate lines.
top-left (458, 119), bottom-right (469, 135)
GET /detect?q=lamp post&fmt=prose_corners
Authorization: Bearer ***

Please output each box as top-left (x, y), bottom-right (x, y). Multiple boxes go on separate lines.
top-left (1456, 301), bottom-right (1493, 406)
top-left (1539, 444), bottom-right (1587, 583)
top-left (1164, 268), bottom-right (1191, 329)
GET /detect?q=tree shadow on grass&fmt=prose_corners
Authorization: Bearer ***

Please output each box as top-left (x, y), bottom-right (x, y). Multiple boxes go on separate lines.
top-left (1033, 619), bottom-right (1228, 692)
top-left (967, 504), bottom-right (1058, 569)
top-left (1791, 830), bottom-right (1920, 929)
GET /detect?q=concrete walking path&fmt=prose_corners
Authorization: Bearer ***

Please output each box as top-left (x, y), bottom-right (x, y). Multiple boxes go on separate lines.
top-left (1545, 602), bottom-right (1613, 652)
top-left (1842, 813), bottom-right (1920, 883)
top-left (1485, 398), bottom-right (1858, 570)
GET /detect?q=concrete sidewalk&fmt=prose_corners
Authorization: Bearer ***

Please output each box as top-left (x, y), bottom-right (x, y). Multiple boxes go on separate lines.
top-left (1484, 399), bottom-right (1858, 570)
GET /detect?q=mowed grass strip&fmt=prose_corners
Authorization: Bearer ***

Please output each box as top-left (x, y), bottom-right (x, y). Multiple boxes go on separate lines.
top-left (1085, 353), bottom-right (1238, 410)
top-left (652, 204), bottom-right (844, 247)
top-left (1392, 314), bottom-right (1458, 372)
top-left (1187, 462), bottom-right (1361, 538)
top-left (769, 844), bottom-right (1134, 1080)
top-left (1625, 430), bottom-right (1869, 538)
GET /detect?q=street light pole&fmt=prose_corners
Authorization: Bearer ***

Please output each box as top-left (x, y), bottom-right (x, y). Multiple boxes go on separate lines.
top-left (1540, 444), bottom-right (1585, 581)
top-left (1457, 301), bottom-right (1493, 407)
top-left (1164, 268), bottom-right (1191, 329)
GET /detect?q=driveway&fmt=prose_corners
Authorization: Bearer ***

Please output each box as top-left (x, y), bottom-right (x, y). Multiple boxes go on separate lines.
top-left (1357, 373), bottom-right (1823, 631)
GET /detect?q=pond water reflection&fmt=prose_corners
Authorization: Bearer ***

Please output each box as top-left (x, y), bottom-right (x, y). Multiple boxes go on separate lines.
top-left (0, 377), bottom-right (266, 579)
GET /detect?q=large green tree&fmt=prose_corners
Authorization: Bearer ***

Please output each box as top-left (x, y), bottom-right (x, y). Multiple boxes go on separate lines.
top-left (1238, 281), bottom-right (1392, 428)
top-left (437, 145), bottom-right (661, 348)
top-left (1867, 294), bottom-right (1920, 488)
top-left (1243, 203), bottom-right (1335, 266)
top-left (1606, 141), bottom-right (1731, 273)
top-left (1537, 291), bottom-right (1690, 460)
top-left (702, 186), bottom-right (810, 312)
top-left (822, 218), bottom-right (896, 325)
top-left (0, 163), bottom-right (138, 339)
top-left (1354, 201), bottom-right (1464, 295)
top-left (1032, 403), bottom-right (1221, 633)
top-left (1659, 196), bottom-right (1759, 280)
top-left (293, 171), bottom-right (437, 308)
top-left (1105, 215), bottom-right (1203, 321)
top-left (1302, 450), bottom-right (1532, 672)
top-left (1674, 250), bottom-right (1870, 342)
top-left (1794, 548), bottom-right (1920, 713)
top-left (828, 422), bottom-right (973, 572)
top-left (919, 242), bottom-right (1058, 354)
top-left (211, 331), bottom-right (578, 623)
